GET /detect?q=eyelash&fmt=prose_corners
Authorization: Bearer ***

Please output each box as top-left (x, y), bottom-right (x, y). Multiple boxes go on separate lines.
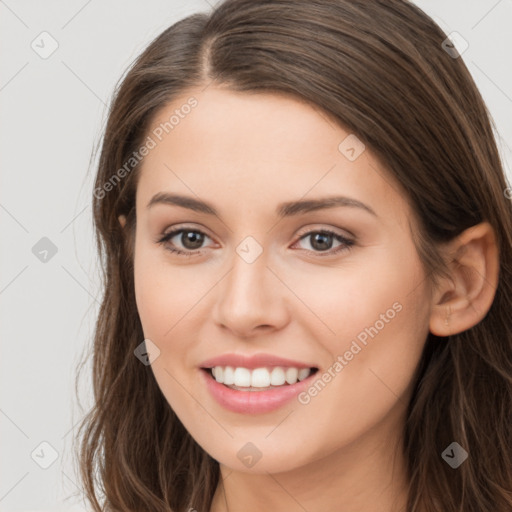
top-left (155, 227), bottom-right (355, 258)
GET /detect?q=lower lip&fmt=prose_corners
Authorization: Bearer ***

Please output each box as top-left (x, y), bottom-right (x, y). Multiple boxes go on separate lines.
top-left (200, 368), bottom-right (317, 414)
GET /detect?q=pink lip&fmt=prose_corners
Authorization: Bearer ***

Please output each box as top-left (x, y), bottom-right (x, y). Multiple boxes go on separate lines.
top-left (199, 353), bottom-right (317, 370)
top-left (200, 368), bottom-right (317, 414)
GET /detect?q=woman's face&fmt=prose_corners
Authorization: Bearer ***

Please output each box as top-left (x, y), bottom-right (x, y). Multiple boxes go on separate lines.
top-left (130, 86), bottom-right (434, 473)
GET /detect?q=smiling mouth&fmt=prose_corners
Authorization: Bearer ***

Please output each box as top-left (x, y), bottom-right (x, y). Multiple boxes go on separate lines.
top-left (201, 366), bottom-right (319, 391)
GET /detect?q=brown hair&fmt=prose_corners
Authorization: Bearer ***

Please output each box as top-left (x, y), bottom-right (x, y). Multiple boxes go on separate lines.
top-left (74, 0), bottom-right (512, 510)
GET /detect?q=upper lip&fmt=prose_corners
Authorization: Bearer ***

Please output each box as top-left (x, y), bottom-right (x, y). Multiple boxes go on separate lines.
top-left (200, 353), bottom-right (318, 370)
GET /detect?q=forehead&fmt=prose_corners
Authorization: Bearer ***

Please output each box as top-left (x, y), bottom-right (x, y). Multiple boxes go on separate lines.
top-left (135, 86), bottom-right (411, 227)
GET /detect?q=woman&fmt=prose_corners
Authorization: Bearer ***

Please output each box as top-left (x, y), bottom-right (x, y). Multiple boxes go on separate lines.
top-left (75, 0), bottom-right (512, 510)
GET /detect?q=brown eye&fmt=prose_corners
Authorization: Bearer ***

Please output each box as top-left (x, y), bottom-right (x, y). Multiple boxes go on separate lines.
top-left (176, 230), bottom-right (205, 250)
top-left (156, 228), bottom-right (212, 256)
top-left (293, 230), bottom-right (355, 256)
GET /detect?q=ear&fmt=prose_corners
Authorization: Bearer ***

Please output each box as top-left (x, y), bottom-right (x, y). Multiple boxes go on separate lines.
top-left (118, 214), bottom-right (126, 228)
top-left (429, 221), bottom-right (499, 337)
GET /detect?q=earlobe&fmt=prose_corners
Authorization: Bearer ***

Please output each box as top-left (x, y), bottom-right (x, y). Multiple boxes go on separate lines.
top-left (118, 214), bottom-right (126, 228)
top-left (429, 221), bottom-right (499, 337)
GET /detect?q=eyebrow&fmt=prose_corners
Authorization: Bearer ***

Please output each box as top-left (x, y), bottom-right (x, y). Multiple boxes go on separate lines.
top-left (146, 192), bottom-right (377, 218)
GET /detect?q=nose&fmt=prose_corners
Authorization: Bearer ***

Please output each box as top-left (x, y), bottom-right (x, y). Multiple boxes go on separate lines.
top-left (212, 246), bottom-right (290, 338)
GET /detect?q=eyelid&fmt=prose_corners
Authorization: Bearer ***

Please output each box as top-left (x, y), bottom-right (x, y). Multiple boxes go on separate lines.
top-left (295, 223), bottom-right (354, 239)
top-left (155, 224), bottom-right (216, 248)
top-left (159, 223), bottom-right (353, 241)
top-left (158, 223), bottom-right (215, 242)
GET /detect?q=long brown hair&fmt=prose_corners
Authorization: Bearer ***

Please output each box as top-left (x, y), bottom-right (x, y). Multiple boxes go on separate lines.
top-left (74, 0), bottom-right (512, 510)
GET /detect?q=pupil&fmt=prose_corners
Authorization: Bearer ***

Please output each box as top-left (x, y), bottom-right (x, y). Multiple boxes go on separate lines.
top-left (312, 233), bottom-right (332, 251)
top-left (183, 231), bottom-right (204, 249)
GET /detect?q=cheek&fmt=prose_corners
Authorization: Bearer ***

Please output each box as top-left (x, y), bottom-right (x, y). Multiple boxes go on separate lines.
top-left (133, 244), bottom-right (205, 415)
top-left (274, 240), bottom-right (426, 342)
top-left (292, 255), bottom-right (430, 441)
top-left (133, 241), bottom-right (207, 340)
top-left (291, 244), bottom-right (427, 377)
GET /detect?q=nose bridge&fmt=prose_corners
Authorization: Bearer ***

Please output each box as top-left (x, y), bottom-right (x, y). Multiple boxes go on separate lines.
top-left (213, 236), bottom-right (287, 335)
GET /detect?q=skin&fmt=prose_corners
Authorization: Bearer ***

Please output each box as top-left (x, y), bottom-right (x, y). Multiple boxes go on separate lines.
top-left (118, 86), bottom-right (499, 512)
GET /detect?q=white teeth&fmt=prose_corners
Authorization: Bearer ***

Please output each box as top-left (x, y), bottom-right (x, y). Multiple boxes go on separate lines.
top-left (285, 367), bottom-right (298, 384)
top-left (233, 367), bottom-right (251, 387)
top-left (298, 368), bottom-right (311, 381)
top-left (270, 367), bottom-right (286, 386)
top-left (251, 368), bottom-right (270, 387)
top-left (209, 366), bottom-right (313, 387)
top-left (213, 366), bottom-right (223, 383)
top-left (223, 366), bottom-right (235, 385)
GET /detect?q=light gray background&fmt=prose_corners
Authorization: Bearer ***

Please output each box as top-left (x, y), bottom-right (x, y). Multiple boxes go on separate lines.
top-left (1, 1), bottom-right (511, 510)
